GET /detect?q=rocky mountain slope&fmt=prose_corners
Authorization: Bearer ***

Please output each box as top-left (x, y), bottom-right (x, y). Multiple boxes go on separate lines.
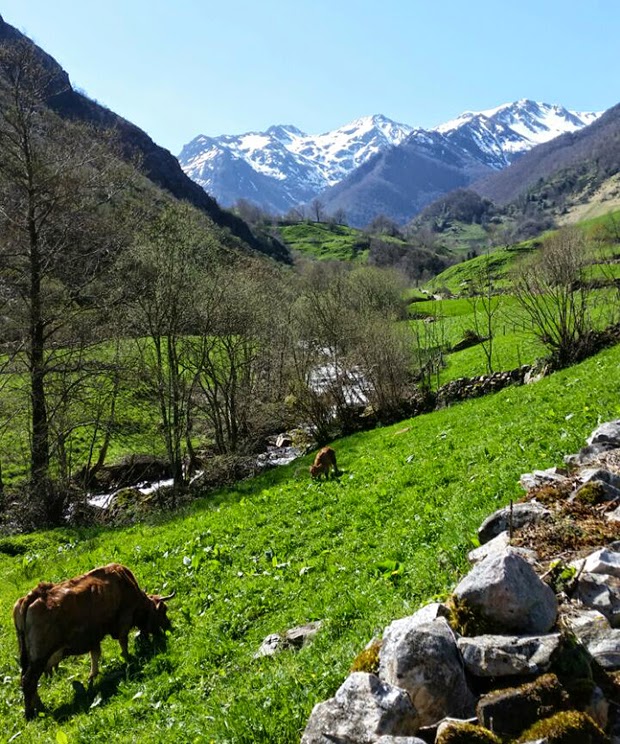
top-left (472, 102), bottom-right (620, 209)
top-left (179, 115), bottom-right (414, 214)
top-left (179, 101), bottom-right (601, 225)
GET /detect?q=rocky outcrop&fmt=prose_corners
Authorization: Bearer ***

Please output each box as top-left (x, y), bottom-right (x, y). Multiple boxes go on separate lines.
top-left (301, 420), bottom-right (620, 744)
top-left (436, 366), bottom-right (532, 408)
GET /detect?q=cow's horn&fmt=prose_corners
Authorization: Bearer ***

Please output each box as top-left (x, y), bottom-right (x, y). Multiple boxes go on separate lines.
top-left (159, 590), bottom-right (176, 601)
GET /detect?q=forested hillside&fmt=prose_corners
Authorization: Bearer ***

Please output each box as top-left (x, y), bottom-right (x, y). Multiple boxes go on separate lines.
top-left (0, 14), bottom-right (288, 263)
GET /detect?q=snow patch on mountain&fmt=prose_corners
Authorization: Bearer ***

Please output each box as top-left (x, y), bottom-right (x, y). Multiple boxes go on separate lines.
top-left (178, 114), bottom-right (413, 210)
top-left (436, 99), bottom-right (603, 163)
top-left (178, 100), bottom-right (603, 213)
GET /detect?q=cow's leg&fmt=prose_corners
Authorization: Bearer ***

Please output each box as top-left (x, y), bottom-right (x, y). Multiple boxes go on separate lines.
top-left (22, 658), bottom-right (45, 720)
top-left (88, 645), bottom-right (101, 681)
top-left (118, 632), bottom-right (130, 663)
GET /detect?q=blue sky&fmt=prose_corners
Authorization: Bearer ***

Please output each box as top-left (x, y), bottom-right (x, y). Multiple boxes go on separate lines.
top-left (1, 1), bottom-right (618, 154)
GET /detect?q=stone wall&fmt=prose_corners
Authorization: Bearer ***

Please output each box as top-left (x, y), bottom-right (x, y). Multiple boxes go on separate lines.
top-left (301, 420), bottom-right (620, 744)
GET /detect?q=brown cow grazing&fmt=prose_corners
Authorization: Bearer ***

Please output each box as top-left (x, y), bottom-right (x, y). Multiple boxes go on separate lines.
top-left (309, 446), bottom-right (339, 480)
top-left (13, 563), bottom-right (174, 719)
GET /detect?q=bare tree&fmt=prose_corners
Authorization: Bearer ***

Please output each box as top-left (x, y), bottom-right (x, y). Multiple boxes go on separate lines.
top-left (285, 205), bottom-right (306, 222)
top-left (233, 198), bottom-right (269, 226)
top-left (329, 207), bottom-right (347, 226)
top-left (122, 204), bottom-right (217, 488)
top-left (467, 252), bottom-right (502, 374)
top-left (188, 259), bottom-right (287, 454)
top-left (0, 40), bottom-right (128, 518)
top-left (512, 226), bottom-right (594, 367)
top-left (310, 198), bottom-right (324, 223)
top-left (287, 263), bottom-right (417, 435)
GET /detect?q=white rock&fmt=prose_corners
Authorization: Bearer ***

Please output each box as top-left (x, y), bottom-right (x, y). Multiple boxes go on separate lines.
top-left (301, 672), bottom-right (420, 744)
top-left (519, 468), bottom-right (569, 491)
top-left (468, 531), bottom-right (538, 565)
top-left (458, 633), bottom-right (561, 677)
top-left (587, 420), bottom-right (620, 448)
top-left (578, 547), bottom-right (620, 578)
top-left (574, 573), bottom-right (620, 628)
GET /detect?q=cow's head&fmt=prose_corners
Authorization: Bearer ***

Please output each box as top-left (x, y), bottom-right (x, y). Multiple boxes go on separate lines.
top-left (144, 591), bottom-right (174, 635)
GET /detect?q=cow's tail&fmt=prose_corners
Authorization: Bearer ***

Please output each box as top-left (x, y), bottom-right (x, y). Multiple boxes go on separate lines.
top-left (13, 584), bottom-right (51, 673)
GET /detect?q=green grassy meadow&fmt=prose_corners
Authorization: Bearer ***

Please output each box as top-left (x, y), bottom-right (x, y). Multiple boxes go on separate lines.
top-left (276, 222), bottom-right (370, 261)
top-left (1, 344), bottom-right (620, 743)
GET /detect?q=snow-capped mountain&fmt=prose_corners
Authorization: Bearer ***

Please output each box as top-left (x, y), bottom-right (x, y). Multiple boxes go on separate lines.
top-left (435, 99), bottom-right (601, 169)
top-left (178, 100), bottom-right (603, 220)
top-left (178, 115), bottom-right (413, 213)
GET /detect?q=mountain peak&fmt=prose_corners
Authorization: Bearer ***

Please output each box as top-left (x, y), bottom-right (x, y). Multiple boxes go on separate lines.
top-left (178, 99), bottom-right (603, 220)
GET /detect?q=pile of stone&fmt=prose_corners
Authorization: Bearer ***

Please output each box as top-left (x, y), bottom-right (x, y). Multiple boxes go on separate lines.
top-left (301, 420), bottom-right (620, 744)
top-left (436, 366), bottom-right (534, 408)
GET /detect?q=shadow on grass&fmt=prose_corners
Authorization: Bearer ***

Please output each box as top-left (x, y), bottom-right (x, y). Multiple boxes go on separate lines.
top-left (50, 634), bottom-right (167, 722)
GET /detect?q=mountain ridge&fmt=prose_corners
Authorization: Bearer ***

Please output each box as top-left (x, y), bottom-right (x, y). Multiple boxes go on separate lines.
top-left (179, 114), bottom-right (414, 214)
top-left (179, 101), bottom-right (601, 225)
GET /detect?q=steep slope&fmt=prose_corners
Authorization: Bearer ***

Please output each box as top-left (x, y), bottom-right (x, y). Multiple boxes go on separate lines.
top-left (472, 102), bottom-right (620, 207)
top-left (318, 130), bottom-right (494, 227)
top-left (0, 14), bottom-right (289, 263)
top-left (179, 115), bottom-right (414, 213)
top-left (321, 101), bottom-right (604, 226)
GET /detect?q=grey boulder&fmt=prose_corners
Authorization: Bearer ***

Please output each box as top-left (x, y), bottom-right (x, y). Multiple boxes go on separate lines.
top-left (477, 502), bottom-right (550, 544)
top-left (458, 633), bottom-right (561, 677)
top-left (301, 672), bottom-right (420, 744)
top-left (453, 549), bottom-right (557, 634)
top-left (378, 617), bottom-right (475, 727)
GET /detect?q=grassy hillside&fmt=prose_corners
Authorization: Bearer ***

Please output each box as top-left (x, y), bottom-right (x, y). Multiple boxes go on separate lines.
top-left (276, 222), bottom-right (370, 261)
top-left (2, 344), bottom-right (620, 743)
top-left (424, 245), bottom-right (534, 295)
top-left (425, 208), bottom-right (620, 297)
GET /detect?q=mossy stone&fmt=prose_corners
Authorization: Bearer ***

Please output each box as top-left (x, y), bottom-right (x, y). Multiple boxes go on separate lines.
top-left (436, 721), bottom-right (501, 744)
top-left (518, 709), bottom-right (606, 743)
top-left (350, 639), bottom-right (381, 674)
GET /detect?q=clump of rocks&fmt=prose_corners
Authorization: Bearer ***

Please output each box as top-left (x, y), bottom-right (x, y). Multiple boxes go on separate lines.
top-left (301, 420), bottom-right (620, 744)
top-left (435, 366), bottom-right (535, 408)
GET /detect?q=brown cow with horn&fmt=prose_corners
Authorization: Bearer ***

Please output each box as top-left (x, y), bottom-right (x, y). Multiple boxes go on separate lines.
top-left (13, 563), bottom-right (174, 719)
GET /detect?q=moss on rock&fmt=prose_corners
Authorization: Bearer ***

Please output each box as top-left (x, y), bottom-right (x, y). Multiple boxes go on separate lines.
top-left (446, 594), bottom-right (494, 636)
top-left (551, 633), bottom-right (595, 707)
top-left (574, 481), bottom-right (607, 506)
top-left (350, 639), bottom-right (381, 674)
top-left (436, 721), bottom-right (501, 744)
top-left (477, 673), bottom-right (570, 738)
top-left (518, 709), bottom-right (606, 743)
